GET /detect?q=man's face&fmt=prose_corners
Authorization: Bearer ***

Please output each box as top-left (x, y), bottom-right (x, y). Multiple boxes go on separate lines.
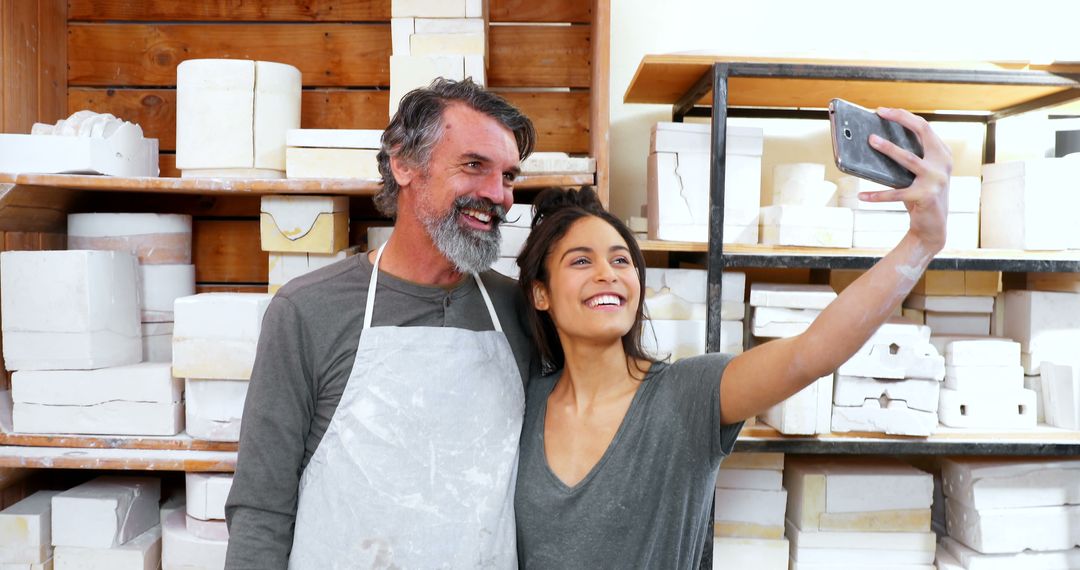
top-left (409, 103), bottom-right (521, 274)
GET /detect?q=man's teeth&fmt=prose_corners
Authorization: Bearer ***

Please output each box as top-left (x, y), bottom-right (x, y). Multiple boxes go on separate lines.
top-left (463, 208), bottom-right (492, 223)
top-left (587, 294), bottom-right (622, 308)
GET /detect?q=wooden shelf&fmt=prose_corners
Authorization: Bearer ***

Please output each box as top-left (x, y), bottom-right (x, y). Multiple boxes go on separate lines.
top-left (0, 171), bottom-right (595, 196)
top-left (735, 424), bottom-right (1080, 456)
top-left (0, 446), bottom-right (236, 472)
top-left (624, 55), bottom-right (1080, 115)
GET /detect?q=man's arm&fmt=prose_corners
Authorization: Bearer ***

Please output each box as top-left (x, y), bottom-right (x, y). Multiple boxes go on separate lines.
top-left (225, 296), bottom-right (315, 569)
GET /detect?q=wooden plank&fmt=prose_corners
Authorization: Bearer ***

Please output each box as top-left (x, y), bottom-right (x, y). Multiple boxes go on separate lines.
top-left (1, 0), bottom-right (39, 133)
top-left (159, 154), bottom-right (178, 178)
top-left (36, 0), bottom-right (65, 125)
top-left (68, 23), bottom-right (391, 87)
top-left (81, 191), bottom-right (260, 218)
top-left (489, 0), bottom-right (590, 23)
top-left (0, 183), bottom-right (75, 232)
top-left (0, 446), bottom-right (237, 471)
top-left (590, 0), bottom-right (610, 206)
top-left (488, 26), bottom-right (591, 88)
top-left (68, 88), bottom-right (390, 151)
top-left (39, 232), bottom-right (64, 250)
top-left (500, 91), bottom-right (590, 153)
top-left (193, 219), bottom-right (267, 284)
top-left (196, 284), bottom-right (269, 294)
top-left (68, 0), bottom-right (390, 22)
top-left (4, 232), bottom-right (41, 251)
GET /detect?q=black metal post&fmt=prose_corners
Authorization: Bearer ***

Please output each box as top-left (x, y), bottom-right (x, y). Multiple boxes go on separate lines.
top-left (706, 64), bottom-right (730, 355)
top-left (984, 121), bottom-right (997, 165)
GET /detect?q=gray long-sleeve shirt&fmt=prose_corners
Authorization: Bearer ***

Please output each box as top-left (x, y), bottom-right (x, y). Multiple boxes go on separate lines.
top-left (224, 252), bottom-right (536, 569)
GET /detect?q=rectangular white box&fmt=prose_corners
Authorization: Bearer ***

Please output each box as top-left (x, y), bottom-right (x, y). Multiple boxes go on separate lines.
top-left (141, 322), bottom-right (173, 363)
top-left (53, 524), bottom-right (160, 570)
top-left (1003, 290), bottom-right (1080, 374)
top-left (391, 0), bottom-right (466, 17)
top-left (1, 251), bottom-right (141, 371)
top-left (714, 468), bottom-right (783, 491)
top-left (759, 205), bottom-right (853, 248)
top-left (0, 128), bottom-right (158, 178)
top-left (1040, 362), bottom-right (1080, 429)
top-left (752, 306), bottom-right (819, 338)
top-left (0, 491), bottom-right (60, 563)
top-left (925, 311), bottom-right (990, 336)
top-left (785, 519), bottom-right (936, 552)
top-left (51, 477), bottom-right (160, 549)
top-left (185, 379), bottom-right (249, 442)
top-left (641, 320), bottom-right (742, 360)
top-left (713, 487), bottom-right (787, 539)
top-left (260, 195), bottom-right (349, 254)
top-left (410, 31), bottom-right (485, 56)
top-left (285, 147), bottom-right (380, 179)
top-left (172, 293), bottom-right (273, 380)
top-left (945, 497), bottom-right (1080, 554)
top-left (749, 283), bottom-right (835, 310)
top-left (941, 337), bottom-right (1020, 367)
top-left (185, 473), bottom-right (233, 522)
top-left (940, 457), bottom-right (1080, 511)
top-left (940, 535), bottom-right (1080, 570)
top-left (944, 364), bottom-right (1024, 392)
top-left (938, 387), bottom-right (1037, 429)
top-left (759, 374), bottom-right (832, 435)
top-left (904, 295), bottom-right (994, 314)
top-left (711, 537), bottom-right (788, 570)
top-left (286, 128), bottom-right (382, 150)
top-left (980, 159), bottom-right (1078, 250)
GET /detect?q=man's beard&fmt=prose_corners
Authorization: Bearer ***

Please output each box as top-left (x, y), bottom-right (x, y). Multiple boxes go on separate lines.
top-left (420, 196), bottom-right (506, 275)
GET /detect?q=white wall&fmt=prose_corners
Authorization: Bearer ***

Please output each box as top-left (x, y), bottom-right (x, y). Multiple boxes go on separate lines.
top-left (609, 0), bottom-right (1080, 218)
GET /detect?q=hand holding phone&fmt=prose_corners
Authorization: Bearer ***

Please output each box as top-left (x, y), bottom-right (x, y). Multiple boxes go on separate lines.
top-left (830, 98), bottom-right (924, 188)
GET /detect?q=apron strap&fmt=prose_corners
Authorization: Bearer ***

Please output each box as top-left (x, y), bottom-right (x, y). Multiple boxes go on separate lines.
top-left (366, 243), bottom-right (504, 333)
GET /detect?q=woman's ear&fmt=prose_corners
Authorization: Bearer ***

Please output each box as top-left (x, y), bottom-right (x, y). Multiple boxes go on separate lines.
top-left (531, 282), bottom-right (550, 311)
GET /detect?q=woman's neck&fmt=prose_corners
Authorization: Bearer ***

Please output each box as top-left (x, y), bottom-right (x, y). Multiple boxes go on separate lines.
top-left (556, 336), bottom-right (643, 411)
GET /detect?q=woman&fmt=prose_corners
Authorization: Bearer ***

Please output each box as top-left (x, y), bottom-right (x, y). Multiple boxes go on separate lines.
top-left (513, 107), bottom-right (951, 568)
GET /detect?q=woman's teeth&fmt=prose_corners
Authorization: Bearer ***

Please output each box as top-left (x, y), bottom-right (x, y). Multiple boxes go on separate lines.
top-left (586, 294), bottom-right (622, 308)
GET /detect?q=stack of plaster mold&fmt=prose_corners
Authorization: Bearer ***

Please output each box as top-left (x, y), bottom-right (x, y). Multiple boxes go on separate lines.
top-left (0, 110), bottom-right (158, 177)
top-left (647, 122), bottom-right (763, 244)
top-left (176, 59), bottom-right (301, 179)
top-left (67, 213), bottom-right (196, 363)
top-left (284, 129), bottom-right (382, 180)
top-left (937, 457), bottom-right (1080, 569)
top-left (642, 270), bottom-right (745, 360)
top-left (840, 176), bottom-right (980, 250)
top-left (490, 204), bottom-right (533, 280)
top-left (0, 490), bottom-right (61, 568)
top-left (751, 283), bottom-right (835, 434)
top-left (903, 294), bottom-right (994, 336)
top-left (761, 163), bottom-right (852, 248)
top-left (1003, 290), bottom-right (1080, 377)
top-left (173, 292), bottom-right (272, 441)
top-left (261, 195), bottom-right (356, 294)
top-left (981, 158), bottom-right (1080, 250)
top-left (784, 457), bottom-right (936, 570)
top-left (1040, 359), bottom-right (1080, 429)
top-left (831, 318), bottom-right (942, 436)
top-left (1, 250), bottom-right (184, 436)
top-left (930, 337), bottom-right (1036, 429)
top-left (712, 452), bottom-right (789, 570)
top-left (50, 476), bottom-right (162, 569)
top-left (390, 0), bottom-right (485, 117)
top-left (160, 473), bottom-right (232, 569)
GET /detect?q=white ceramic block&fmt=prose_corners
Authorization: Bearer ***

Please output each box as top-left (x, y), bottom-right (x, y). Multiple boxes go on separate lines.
top-left (260, 195), bottom-right (349, 254)
top-left (139, 264), bottom-right (195, 322)
top-left (837, 342), bottom-right (944, 381)
top-left (1040, 362), bottom-right (1080, 429)
top-left (714, 468), bottom-right (783, 491)
top-left (853, 210), bottom-right (910, 232)
top-left (414, 18), bottom-right (484, 34)
top-left (789, 562), bottom-right (933, 570)
top-left (67, 213), bottom-right (192, 265)
top-left (940, 457), bottom-right (1080, 511)
top-left (713, 487), bottom-right (787, 539)
top-left (391, 17), bottom-right (414, 55)
top-left (759, 205), bottom-right (853, 248)
top-left (390, 55), bottom-right (465, 117)
top-left (0, 117), bottom-right (158, 177)
top-left (465, 0), bottom-right (481, 17)
top-left (830, 400), bottom-right (938, 437)
top-left (945, 212), bottom-right (980, 250)
top-left (760, 374), bottom-right (832, 435)
top-left (185, 379), bottom-right (248, 442)
top-left (641, 320), bottom-right (742, 360)
top-left (771, 163), bottom-right (836, 207)
top-left (0, 491), bottom-right (61, 563)
top-left (172, 293), bottom-right (273, 380)
top-left (949, 176), bottom-right (982, 213)
top-left (499, 226), bottom-right (530, 258)
top-left (925, 311), bottom-right (990, 336)
top-left (185, 515), bottom-right (229, 542)
top-left (392, 0), bottom-right (467, 17)
top-left (981, 158), bottom-right (1078, 250)
top-left (1, 250), bottom-right (141, 371)
top-left (490, 258), bottom-right (518, 280)
top-left (464, 54), bottom-right (485, 85)
top-left (141, 322), bottom-right (172, 363)
top-left (904, 295), bottom-right (994, 314)
top-left (51, 477), bottom-right (160, 549)
top-left (410, 32), bottom-right (485, 56)
top-left (161, 509), bottom-right (227, 570)
top-left (944, 365), bottom-right (1024, 392)
top-left (12, 363), bottom-right (183, 436)
top-left (749, 283), bottom-right (835, 310)
top-left (838, 176), bottom-right (904, 211)
top-left (938, 387), bottom-right (1037, 429)
top-left (650, 121), bottom-right (708, 153)
top-left (711, 537), bottom-right (788, 570)
top-left (751, 307), bottom-right (819, 339)
top-left (862, 319), bottom-right (932, 347)
top-left (1003, 290), bottom-right (1080, 374)
top-left (285, 147), bottom-right (380, 179)
top-left (185, 473), bottom-right (232, 522)
top-left (833, 375), bottom-right (940, 412)
top-left (520, 152), bottom-right (596, 175)
top-left (252, 61), bottom-right (302, 171)
top-left (940, 535), bottom-right (1080, 570)
top-left (946, 497), bottom-right (1080, 554)
top-left (721, 452), bottom-right (784, 471)
top-left (268, 247), bottom-right (361, 294)
top-left (784, 457), bottom-right (932, 533)
top-left (785, 520), bottom-right (936, 553)
top-left (939, 337), bottom-right (1020, 367)
top-left (286, 129), bottom-right (382, 150)
top-left (53, 524), bottom-right (160, 570)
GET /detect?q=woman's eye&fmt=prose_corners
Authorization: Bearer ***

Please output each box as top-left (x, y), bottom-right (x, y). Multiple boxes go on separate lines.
top-left (613, 256), bottom-right (630, 265)
top-left (571, 257), bottom-right (590, 266)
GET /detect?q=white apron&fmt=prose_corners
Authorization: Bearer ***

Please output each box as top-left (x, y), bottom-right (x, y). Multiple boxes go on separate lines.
top-left (289, 245), bottom-right (525, 569)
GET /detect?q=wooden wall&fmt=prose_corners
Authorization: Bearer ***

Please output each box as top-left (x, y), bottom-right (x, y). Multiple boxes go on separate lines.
top-left (65, 0), bottom-right (604, 290)
top-left (0, 0), bottom-right (66, 133)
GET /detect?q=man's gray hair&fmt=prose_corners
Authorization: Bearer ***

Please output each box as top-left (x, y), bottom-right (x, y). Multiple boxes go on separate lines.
top-left (375, 78), bottom-right (537, 217)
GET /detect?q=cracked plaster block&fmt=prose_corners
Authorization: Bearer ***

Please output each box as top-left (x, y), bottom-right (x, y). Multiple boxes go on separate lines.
top-left (51, 477), bottom-right (160, 549)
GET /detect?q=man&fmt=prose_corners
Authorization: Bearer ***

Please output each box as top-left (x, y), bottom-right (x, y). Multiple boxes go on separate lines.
top-left (225, 78), bottom-right (538, 569)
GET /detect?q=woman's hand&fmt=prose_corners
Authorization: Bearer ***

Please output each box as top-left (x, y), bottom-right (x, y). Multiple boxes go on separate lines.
top-left (857, 108), bottom-right (952, 252)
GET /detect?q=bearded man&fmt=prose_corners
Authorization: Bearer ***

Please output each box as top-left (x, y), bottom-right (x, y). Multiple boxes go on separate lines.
top-left (224, 78), bottom-right (538, 569)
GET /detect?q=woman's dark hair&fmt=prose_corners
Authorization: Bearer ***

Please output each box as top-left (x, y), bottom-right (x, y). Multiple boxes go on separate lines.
top-left (516, 187), bottom-right (655, 374)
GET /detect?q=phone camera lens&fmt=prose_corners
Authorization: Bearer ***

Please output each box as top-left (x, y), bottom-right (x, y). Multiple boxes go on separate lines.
top-left (843, 128), bottom-right (853, 140)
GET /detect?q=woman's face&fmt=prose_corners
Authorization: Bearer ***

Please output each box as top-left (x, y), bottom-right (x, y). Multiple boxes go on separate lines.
top-left (532, 216), bottom-right (641, 345)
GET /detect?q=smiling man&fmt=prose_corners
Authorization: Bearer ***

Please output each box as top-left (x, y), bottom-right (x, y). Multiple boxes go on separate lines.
top-left (224, 78), bottom-right (538, 569)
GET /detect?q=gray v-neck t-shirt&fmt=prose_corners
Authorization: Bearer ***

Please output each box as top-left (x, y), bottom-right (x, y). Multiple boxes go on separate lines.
top-left (514, 353), bottom-right (743, 569)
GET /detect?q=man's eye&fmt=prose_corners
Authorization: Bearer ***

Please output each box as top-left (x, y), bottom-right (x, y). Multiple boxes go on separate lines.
top-left (503, 172), bottom-right (517, 182)
top-left (465, 161), bottom-right (482, 169)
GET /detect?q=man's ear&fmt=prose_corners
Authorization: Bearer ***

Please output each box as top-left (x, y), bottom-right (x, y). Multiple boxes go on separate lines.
top-left (531, 282), bottom-right (550, 311)
top-left (389, 155), bottom-right (419, 188)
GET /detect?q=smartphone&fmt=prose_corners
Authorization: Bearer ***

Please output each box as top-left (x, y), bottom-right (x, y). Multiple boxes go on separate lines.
top-left (829, 98), bottom-right (923, 189)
